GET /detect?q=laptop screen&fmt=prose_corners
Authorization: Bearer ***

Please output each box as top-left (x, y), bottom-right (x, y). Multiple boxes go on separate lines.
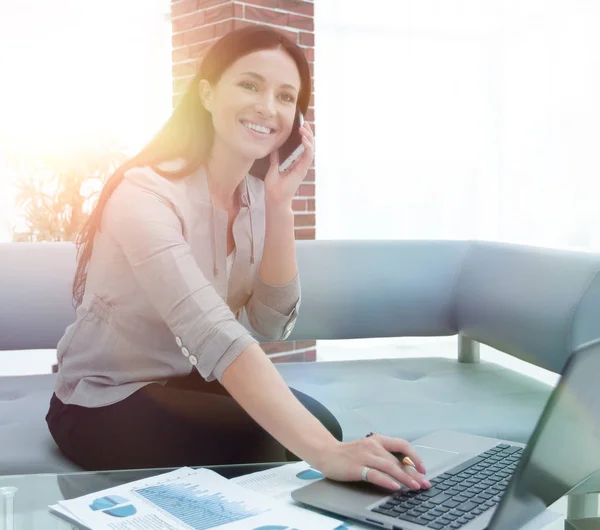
top-left (490, 341), bottom-right (600, 529)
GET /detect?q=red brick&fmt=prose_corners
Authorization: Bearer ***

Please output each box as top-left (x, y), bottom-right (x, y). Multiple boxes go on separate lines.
top-left (182, 20), bottom-right (233, 43)
top-left (190, 38), bottom-right (218, 59)
top-left (183, 24), bottom-right (216, 44)
top-left (241, 0), bottom-right (278, 8)
top-left (304, 47), bottom-right (314, 62)
top-left (172, 33), bottom-right (185, 47)
top-left (292, 198), bottom-right (307, 211)
top-left (279, 0), bottom-right (314, 16)
top-left (233, 19), bottom-right (254, 31)
top-left (274, 27), bottom-right (299, 43)
top-left (304, 107), bottom-right (314, 122)
top-left (295, 213), bottom-right (315, 227)
top-left (304, 168), bottom-right (315, 182)
top-left (214, 19), bottom-right (235, 37)
top-left (270, 352), bottom-right (296, 363)
top-left (295, 340), bottom-right (316, 349)
top-left (197, 0), bottom-right (230, 8)
top-left (304, 349), bottom-right (316, 362)
top-left (172, 11), bottom-right (205, 34)
top-left (307, 198), bottom-right (315, 211)
top-left (297, 183), bottom-right (314, 196)
top-left (299, 31), bottom-right (314, 46)
top-left (261, 341), bottom-right (296, 354)
top-left (172, 46), bottom-right (190, 63)
top-left (287, 13), bottom-right (312, 31)
top-left (172, 0), bottom-right (198, 18)
top-left (245, 5), bottom-right (288, 26)
top-left (231, 19), bottom-right (297, 42)
top-left (204, 3), bottom-right (235, 25)
top-left (295, 228), bottom-right (316, 240)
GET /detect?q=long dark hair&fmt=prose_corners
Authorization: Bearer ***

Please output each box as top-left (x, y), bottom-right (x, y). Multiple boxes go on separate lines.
top-left (73, 25), bottom-right (311, 307)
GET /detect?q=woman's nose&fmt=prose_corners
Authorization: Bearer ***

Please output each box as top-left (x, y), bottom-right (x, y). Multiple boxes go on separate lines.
top-left (254, 93), bottom-right (276, 117)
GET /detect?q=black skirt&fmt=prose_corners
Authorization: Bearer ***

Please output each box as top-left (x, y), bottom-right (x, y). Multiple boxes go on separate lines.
top-left (46, 369), bottom-right (342, 471)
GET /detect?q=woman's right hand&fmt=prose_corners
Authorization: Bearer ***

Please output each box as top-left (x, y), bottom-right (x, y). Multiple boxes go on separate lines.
top-left (221, 346), bottom-right (430, 492)
top-left (314, 434), bottom-right (432, 491)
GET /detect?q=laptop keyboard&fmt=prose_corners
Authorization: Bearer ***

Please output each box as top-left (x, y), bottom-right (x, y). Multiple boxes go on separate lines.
top-left (371, 443), bottom-right (523, 529)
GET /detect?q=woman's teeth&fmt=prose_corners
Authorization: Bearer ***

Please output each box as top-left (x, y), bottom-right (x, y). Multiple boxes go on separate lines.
top-left (243, 122), bottom-right (272, 134)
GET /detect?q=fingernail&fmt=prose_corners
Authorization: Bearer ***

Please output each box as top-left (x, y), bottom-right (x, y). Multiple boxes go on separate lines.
top-left (411, 480), bottom-right (420, 489)
top-left (424, 480), bottom-right (432, 488)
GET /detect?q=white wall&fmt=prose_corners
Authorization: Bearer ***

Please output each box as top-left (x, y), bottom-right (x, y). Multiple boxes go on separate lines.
top-left (315, 0), bottom-right (600, 249)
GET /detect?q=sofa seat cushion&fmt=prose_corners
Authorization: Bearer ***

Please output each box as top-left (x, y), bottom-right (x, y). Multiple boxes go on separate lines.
top-left (277, 357), bottom-right (554, 443)
top-left (0, 374), bottom-right (79, 475)
top-left (0, 357), bottom-right (554, 475)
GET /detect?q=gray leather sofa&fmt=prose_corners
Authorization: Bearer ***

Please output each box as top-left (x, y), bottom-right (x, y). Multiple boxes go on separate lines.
top-left (2, 240), bottom-right (600, 476)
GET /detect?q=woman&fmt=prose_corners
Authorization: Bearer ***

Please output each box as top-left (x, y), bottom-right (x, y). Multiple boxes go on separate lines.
top-left (46, 24), bottom-right (431, 493)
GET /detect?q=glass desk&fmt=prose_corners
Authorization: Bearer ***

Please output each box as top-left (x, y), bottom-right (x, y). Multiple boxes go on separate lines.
top-left (0, 463), bottom-right (283, 529)
top-left (0, 465), bottom-right (597, 529)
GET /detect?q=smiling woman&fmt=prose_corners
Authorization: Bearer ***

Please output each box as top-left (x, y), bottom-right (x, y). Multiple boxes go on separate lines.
top-left (198, 48), bottom-right (302, 181)
top-left (45, 23), bottom-right (431, 493)
top-left (71, 24), bottom-right (312, 305)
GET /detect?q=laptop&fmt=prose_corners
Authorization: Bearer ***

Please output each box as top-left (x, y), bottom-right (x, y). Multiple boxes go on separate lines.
top-left (292, 338), bottom-right (600, 530)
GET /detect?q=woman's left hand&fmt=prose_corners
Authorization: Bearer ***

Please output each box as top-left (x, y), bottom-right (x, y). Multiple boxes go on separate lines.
top-left (263, 120), bottom-right (314, 208)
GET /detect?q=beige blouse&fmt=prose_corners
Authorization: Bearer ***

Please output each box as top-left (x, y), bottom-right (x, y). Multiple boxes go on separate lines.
top-left (54, 162), bottom-right (300, 407)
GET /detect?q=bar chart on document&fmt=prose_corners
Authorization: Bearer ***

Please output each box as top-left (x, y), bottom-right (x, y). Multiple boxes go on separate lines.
top-left (135, 482), bottom-right (267, 530)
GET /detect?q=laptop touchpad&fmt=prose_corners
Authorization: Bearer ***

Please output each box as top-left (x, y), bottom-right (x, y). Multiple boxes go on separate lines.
top-left (412, 445), bottom-right (461, 473)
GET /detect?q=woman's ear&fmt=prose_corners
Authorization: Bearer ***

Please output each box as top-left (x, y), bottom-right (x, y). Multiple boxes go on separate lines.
top-left (198, 79), bottom-right (213, 112)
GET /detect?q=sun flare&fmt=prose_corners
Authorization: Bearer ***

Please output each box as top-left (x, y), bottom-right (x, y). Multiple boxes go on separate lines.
top-left (0, 0), bottom-right (172, 241)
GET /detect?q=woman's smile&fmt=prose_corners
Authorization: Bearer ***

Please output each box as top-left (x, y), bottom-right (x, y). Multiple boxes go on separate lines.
top-left (240, 119), bottom-right (276, 138)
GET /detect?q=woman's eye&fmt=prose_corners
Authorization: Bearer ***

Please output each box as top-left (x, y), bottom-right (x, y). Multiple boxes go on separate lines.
top-left (240, 81), bottom-right (258, 91)
top-left (279, 93), bottom-right (295, 103)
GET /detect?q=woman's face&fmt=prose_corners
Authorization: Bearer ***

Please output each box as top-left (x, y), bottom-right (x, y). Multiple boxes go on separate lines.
top-left (201, 48), bottom-right (302, 164)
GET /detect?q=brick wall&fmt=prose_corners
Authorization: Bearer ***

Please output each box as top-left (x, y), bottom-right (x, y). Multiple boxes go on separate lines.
top-left (171, 0), bottom-right (316, 362)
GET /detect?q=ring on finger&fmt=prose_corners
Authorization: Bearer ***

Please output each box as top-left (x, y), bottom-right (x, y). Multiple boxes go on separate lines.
top-left (361, 466), bottom-right (371, 482)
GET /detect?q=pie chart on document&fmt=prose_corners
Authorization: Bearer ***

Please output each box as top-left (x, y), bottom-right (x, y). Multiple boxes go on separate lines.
top-left (89, 495), bottom-right (137, 517)
top-left (296, 468), bottom-right (324, 480)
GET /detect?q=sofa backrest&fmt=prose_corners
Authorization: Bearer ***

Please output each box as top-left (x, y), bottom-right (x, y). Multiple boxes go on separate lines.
top-left (291, 240), bottom-right (600, 373)
top-left (0, 243), bottom-right (76, 350)
top-left (2, 240), bottom-right (600, 374)
top-left (292, 239), bottom-right (467, 340)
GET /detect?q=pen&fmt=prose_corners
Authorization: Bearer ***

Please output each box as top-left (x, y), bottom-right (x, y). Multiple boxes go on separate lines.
top-left (396, 453), bottom-right (416, 468)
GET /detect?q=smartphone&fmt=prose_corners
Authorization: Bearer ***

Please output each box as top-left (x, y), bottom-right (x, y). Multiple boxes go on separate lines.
top-left (278, 112), bottom-right (305, 173)
top-left (249, 111), bottom-right (305, 180)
